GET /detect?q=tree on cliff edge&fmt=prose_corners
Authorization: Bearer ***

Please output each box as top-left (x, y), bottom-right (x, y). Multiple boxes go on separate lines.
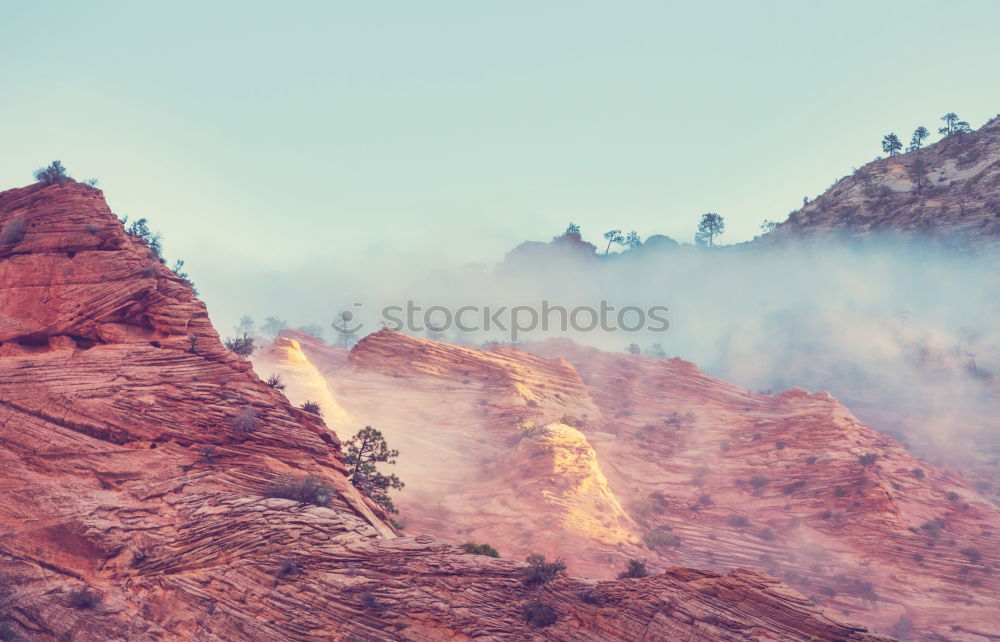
top-left (344, 426), bottom-right (404, 514)
top-left (34, 160), bottom-right (73, 186)
top-left (881, 133), bottom-right (902, 157)
top-left (908, 126), bottom-right (929, 151)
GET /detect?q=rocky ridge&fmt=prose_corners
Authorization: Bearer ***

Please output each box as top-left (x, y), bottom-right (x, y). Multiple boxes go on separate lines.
top-left (260, 328), bottom-right (1000, 640)
top-left (0, 181), bottom-right (890, 640)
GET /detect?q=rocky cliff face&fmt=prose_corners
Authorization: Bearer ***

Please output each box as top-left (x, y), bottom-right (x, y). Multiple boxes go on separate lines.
top-left (257, 329), bottom-right (1000, 640)
top-left (0, 181), bottom-right (891, 640)
top-left (761, 115), bottom-right (1000, 246)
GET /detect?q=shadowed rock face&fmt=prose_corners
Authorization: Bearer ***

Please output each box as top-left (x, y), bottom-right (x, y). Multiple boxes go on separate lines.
top-left (258, 328), bottom-right (1000, 640)
top-left (0, 182), bottom-right (890, 641)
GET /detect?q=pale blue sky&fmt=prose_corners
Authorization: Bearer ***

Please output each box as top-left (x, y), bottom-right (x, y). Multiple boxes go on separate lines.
top-left (1, 1), bottom-right (998, 329)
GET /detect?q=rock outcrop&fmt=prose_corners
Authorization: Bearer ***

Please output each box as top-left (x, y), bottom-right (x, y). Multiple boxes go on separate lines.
top-left (258, 328), bottom-right (1000, 640)
top-left (760, 115), bottom-right (1000, 247)
top-left (0, 181), bottom-right (891, 640)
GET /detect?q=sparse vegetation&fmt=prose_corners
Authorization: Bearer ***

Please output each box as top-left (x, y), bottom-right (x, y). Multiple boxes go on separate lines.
top-left (67, 587), bottom-right (100, 609)
top-left (759, 527), bottom-right (776, 541)
top-left (120, 216), bottom-right (163, 258)
top-left (857, 453), bottom-right (877, 466)
top-left (911, 467), bottom-right (925, 479)
top-left (224, 315), bottom-right (256, 357)
top-left (578, 589), bottom-right (606, 606)
top-left (881, 133), bottom-right (903, 157)
top-left (230, 406), bottom-right (258, 434)
top-left (750, 475), bottom-right (770, 489)
top-left (522, 600), bottom-right (558, 627)
top-left (0, 216), bottom-right (27, 245)
top-left (695, 212), bottom-right (725, 247)
top-left (642, 526), bottom-right (681, 549)
top-left (617, 558), bottom-right (649, 579)
top-left (908, 126), bottom-right (930, 151)
top-left (959, 547), bottom-right (982, 563)
top-left (261, 316), bottom-right (289, 337)
top-left (360, 591), bottom-right (382, 610)
top-left (920, 518), bottom-right (945, 539)
top-left (299, 400), bottom-right (322, 415)
top-left (603, 229), bottom-right (625, 254)
top-left (169, 259), bottom-right (197, 294)
top-left (266, 474), bottom-right (336, 506)
top-left (728, 514), bottom-right (749, 528)
top-left (460, 542), bottom-right (499, 557)
top-left (521, 553), bottom-right (566, 587)
top-left (947, 491), bottom-right (960, 501)
top-left (938, 112), bottom-right (971, 137)
top-left (278, 558), bottom-right (302, 576)
top-left (34, 160), bottom-right (73, 186)
top-left (266, 374), bottom-right (286, 390)
top-left (344, 426), bottom-right (404, 514)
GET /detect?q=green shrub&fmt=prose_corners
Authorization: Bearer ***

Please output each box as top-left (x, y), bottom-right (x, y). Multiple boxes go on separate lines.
top-left (266, 475), bottom-right (336, 506)
top-left (300, 400), bottom-right (322, 416)
top-left (360, 591), bottom-right (382, 610)
top-left (67, 588), bottom-right (100, 609)
top-left (960, 547), bottom-right (982, 563)
top-left (579, 589), bottom-right (606, 606)
top-left (523, 600), bottom-right (558, 627)
top-left (750, 475), bottom-right (769, 489)
top-left (920, 518), bottom-right (945, 539)
top-left (278, 558), bottom-right (302, 576)
top-left (643, 526), bottom-right (681, 549)
top-left (0, 216), bottom-right (26, 245)
top-left (618, 558), bottom-right (649, 579)
top-left (461, 542), bottom-right (500, 557)
top-left (266, 374), bottom-right (286, 390)
top-left (34, 160), bottom-right (73, 186)
top-left (728, 515), bottom-right (749, 528)
top-left (224, 334), bottom-right (255, 357)
top-left (857, 453), bottom-right (877, 466)
top-left (230, 406), bottom-right (258, 434)
top-left (521, 553), bottom-right (566, 587)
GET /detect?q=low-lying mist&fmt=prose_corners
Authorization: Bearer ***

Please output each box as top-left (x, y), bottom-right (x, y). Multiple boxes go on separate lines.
top-left (217, 233), bottom-right (1000, 479)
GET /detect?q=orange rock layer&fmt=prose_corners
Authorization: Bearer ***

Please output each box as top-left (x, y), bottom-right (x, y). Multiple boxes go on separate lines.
top-left (0, 182), bottom-right (890, 640)
top-left (258, 328), bottom-right (1000, 640)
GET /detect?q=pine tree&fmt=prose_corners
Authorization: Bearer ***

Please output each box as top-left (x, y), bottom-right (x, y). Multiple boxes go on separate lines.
top-left (695, 213), bottom-right (725, 247)
top-left (344, 426), bottom-right (404, 513)
top-left (881, 133), bottom-right (902, 157)
top-left (907, 126), bottom-right (929, 151)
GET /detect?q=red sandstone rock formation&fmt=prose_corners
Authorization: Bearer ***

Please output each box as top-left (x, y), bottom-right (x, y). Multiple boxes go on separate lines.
top-left (0, 181), bottom-right (890, 640)
top-left (257, 328), bottom-right (1000, 640)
